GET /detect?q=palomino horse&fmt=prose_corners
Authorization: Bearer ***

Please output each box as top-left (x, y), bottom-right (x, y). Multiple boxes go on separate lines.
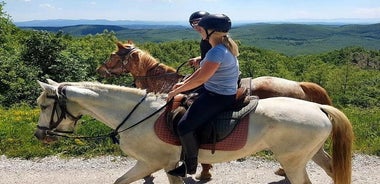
top-left (35, 80), bottom-right (353, 184)
top-left (96, 41), bottom-right (334, 178)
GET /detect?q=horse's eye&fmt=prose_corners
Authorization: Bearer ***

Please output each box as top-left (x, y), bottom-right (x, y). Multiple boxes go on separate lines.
top-left (40, 105), bottom-right (48, 110)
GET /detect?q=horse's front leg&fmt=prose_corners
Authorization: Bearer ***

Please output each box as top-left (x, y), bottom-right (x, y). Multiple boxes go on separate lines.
top-left (114, 161), bottom-right (159, 184)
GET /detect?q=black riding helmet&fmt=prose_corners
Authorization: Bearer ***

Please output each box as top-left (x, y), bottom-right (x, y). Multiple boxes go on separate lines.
top-left (189, 11), bottom-right (210, 26)
top-left (197, 14), bottom-right (231, 33)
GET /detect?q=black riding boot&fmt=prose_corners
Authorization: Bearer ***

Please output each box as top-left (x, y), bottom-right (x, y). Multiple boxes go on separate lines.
top-left (168, 132), bottom-right (199, 177)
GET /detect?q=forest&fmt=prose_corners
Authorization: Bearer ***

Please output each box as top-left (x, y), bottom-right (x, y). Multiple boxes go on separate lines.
top-left (0, 3), bottom-right (379, 157)
top-left (21, 22), bottom-right (380, 56)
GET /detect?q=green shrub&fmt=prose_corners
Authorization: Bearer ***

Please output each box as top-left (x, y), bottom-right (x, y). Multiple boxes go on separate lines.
top-left (343, 106), bottom-right (380, 156)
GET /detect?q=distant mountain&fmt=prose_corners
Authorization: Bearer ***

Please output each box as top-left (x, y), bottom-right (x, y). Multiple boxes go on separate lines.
top-left (232, 23), bottom-right (380, 55)
top-left (14, 18), bottom-right (380, 27)
top-left (14, 19), bottom-right (186, 27)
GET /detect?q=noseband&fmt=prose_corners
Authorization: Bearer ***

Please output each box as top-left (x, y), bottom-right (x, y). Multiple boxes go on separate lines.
top-left (37, 84), bottom-right (82, 134)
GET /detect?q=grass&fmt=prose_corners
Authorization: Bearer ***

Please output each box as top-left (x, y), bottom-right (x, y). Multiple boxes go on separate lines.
top-left (0, 105), bottom-right (378, 159)
top-left (0, 105), bottom-right (122, 159)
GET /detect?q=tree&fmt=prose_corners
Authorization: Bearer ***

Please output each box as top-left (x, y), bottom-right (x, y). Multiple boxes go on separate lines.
top-left (21, 31), bottom-right (67, 81)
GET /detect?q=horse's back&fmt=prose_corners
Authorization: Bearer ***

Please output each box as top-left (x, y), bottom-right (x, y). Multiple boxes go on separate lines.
top-left (248, 76), bottom-right (306, 99)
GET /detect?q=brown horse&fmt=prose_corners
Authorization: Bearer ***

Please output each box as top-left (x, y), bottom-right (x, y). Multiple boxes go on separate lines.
top-left (97, 41), bottom-right (333, 180)
top-left (97, 41), bottom-right (184, 93)
top-left (97, 41), bottom-right (332, 105)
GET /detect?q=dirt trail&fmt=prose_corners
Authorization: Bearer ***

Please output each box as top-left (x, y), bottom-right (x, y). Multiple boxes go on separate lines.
top-left (0, 154), bottom-right (378, 184)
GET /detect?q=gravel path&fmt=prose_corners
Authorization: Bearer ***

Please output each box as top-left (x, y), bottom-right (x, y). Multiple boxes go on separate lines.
top-left (0, 154), bottom-right (378, 184)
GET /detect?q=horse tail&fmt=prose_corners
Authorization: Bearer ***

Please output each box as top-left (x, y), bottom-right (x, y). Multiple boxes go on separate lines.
top-left (299, 82), bottom-right (333, 105)
top-left (320, 105), bottom-right (354, 184)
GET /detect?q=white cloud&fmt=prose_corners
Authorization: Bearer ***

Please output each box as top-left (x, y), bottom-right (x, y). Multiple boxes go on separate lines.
top-left (39, 3), bottom-right (55, 9)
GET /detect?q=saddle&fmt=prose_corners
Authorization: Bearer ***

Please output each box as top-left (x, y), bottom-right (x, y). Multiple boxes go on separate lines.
top-left (166, 87), bottom-right (259, 153)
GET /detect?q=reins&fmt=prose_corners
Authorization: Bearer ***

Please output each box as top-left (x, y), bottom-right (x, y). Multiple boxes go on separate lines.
top-left (110, 96), bottom-right (171, 144)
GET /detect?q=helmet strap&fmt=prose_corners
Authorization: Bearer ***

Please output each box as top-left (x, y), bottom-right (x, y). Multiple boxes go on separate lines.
top-left (205, 30), bottom-right (215, 40)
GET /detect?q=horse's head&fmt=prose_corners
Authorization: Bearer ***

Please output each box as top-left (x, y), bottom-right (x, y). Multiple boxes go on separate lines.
top-left (34, 80), bottom-right (82, 144)
top-left (97, 40), bottom-right (139, 77)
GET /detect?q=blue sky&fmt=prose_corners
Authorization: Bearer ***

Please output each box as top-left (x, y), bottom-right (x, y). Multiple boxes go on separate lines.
top-left (4, 0), bottom-right (380, 23)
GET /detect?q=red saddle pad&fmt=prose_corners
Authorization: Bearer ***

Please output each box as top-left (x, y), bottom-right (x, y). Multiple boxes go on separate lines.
top-left (154, 112), bottom-right (249, 151)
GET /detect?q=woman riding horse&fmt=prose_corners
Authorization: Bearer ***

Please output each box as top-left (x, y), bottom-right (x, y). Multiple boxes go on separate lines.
top-left (166, 14), bottom-right (240, 177)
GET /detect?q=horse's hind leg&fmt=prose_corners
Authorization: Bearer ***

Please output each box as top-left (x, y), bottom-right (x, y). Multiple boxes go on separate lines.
top-left (275, 138), bottom-right (329, 184)
top-left (277, 156), bottom-right (312, 184)
top-left (312, 147), bottom-right (333, 178)
top-left (274, 147), bottom-right (333, 179)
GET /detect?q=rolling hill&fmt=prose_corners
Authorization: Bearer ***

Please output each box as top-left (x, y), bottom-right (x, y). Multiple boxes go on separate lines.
top-left (19, 23), bottom-right (380, 56)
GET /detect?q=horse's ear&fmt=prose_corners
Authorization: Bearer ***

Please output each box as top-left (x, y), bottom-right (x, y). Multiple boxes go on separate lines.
top-left (37, 80), bottom-right (56, 94)
top-left (127, 40), bottom-right (134, 44)
top-left (46, 79), bottom-right (59, 86)
top-left (116, 42), bottom-right (124, 50)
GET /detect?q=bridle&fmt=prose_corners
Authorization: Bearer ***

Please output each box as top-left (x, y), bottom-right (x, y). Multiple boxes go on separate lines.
top-left (37, 84), bottom-right (170, 144)
top-left (37, 84), bottom-right (82, 134)
top-left (101, 46), bottom-right (137, 76)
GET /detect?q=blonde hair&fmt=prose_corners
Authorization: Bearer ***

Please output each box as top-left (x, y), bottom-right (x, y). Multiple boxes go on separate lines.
top-left (210, 31), bottom-right (239, 56)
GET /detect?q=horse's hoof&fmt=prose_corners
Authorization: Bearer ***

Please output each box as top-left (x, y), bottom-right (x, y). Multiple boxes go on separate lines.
top-left (195, 172), bottom-right (212, 181)
top-left (274, 168), bottom-right (286, 177)
top-left (143, 175), bottom-right (154, 182)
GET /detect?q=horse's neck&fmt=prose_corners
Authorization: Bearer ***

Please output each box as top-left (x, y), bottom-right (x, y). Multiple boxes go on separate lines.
top-left (133, 53), bottom-right (183, 93)
top-left (130, 53), bottom-right (158, 76)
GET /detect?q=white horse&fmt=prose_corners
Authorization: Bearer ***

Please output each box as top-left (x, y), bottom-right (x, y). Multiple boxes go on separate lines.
top-left (34, 80), bottom-right (353, 184)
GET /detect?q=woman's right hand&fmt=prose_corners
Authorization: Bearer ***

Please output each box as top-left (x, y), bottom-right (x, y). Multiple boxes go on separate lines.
top-left (188, 57), bottom-right (201, 67)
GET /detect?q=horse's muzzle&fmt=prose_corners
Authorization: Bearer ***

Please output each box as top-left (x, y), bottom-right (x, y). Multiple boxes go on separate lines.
top-left (34, 129), bottom-right (57, 144)
top-left (96, 66), bottom-right (113, 78)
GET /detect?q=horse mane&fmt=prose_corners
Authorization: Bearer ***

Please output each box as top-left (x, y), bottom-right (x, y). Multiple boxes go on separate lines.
top-left (118, 41), bottom-right (177, 74)
top-left (73, 82), bottom-right (168, 103)
top-left (137, 50), bottom-right (177, 73)
top-left (59, 81), bottom-right (147, 97)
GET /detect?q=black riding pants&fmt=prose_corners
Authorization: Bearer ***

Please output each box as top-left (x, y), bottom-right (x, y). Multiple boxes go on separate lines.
top-left (177, 87), bottom-right (236, 136)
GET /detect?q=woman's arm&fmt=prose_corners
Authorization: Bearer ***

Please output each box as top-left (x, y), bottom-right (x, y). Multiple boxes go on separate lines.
top-left (167, 61), bottom-right (219, 100)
